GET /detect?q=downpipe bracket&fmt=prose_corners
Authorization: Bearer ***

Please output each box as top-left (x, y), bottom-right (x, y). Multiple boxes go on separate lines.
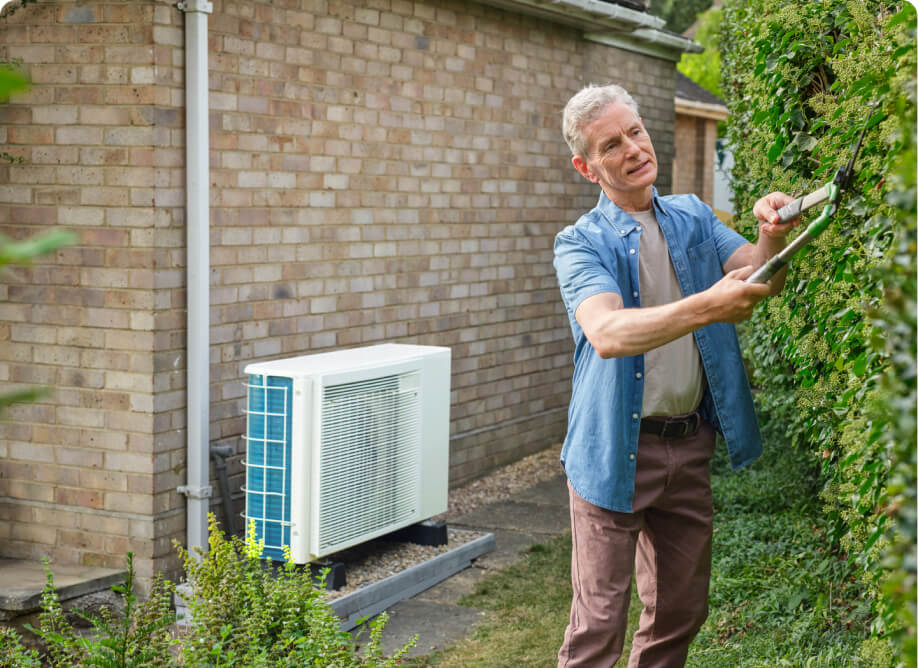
top-left (178, 484), bottom-right (213, 500)
top-left (177, 0), bottom-right (213, 13)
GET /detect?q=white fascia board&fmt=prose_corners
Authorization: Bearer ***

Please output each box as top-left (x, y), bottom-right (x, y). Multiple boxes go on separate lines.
top-left (585, 28), bottom-right (703, 62)
top-left (480, 0), bottom-right (664, 31)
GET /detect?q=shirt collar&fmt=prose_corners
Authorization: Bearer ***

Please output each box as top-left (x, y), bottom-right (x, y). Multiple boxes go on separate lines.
top-left (596, 187), bottom-right (667, 236)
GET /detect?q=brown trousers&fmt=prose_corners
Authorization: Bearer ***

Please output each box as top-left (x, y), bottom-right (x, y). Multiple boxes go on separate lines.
top-left (557, 420), bottom-right (716, 668)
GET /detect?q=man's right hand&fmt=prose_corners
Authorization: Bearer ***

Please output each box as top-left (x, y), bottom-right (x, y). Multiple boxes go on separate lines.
top-left (701, 265), bottom-right (772, 323)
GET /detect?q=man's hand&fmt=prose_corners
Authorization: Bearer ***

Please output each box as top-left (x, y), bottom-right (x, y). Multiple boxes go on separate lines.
top-left (753, 191), bottom-right (798, 238)
top-left (701, 265), bottom-right (772, 323)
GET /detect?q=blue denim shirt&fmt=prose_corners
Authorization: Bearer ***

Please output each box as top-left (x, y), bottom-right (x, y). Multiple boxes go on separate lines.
top-left (554, 189), bottom-right (763, 512)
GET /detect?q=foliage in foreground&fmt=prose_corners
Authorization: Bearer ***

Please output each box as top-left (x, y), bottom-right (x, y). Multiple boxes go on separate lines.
top-left (177, 515), bottom-right (414, 667)
top-left (0, 516), bottom-right (413, 667)
top-left (720, 0), bottom-right (916, 659)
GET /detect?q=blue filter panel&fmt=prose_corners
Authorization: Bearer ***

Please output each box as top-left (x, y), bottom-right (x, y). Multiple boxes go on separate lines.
top-left (244, 374), bottom-right (293, 561)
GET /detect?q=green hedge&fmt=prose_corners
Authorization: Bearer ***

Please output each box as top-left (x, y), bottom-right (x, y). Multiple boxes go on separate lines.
top-left (720, 0), bottom-right (916, 662)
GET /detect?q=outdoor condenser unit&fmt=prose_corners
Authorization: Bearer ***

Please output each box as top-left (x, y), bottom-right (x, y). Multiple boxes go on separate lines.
top-left (242, 343), bottom-right (451, 563)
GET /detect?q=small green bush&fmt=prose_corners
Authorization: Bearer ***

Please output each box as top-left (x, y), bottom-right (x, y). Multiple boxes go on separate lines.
top-left (0, 516), bottom-right (413, 666)
top-left (176, 515), bottom-right (415, 667)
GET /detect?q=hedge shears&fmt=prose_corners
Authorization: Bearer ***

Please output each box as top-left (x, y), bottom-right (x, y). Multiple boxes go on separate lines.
top-left (746, 105), bottom-right (877, 284)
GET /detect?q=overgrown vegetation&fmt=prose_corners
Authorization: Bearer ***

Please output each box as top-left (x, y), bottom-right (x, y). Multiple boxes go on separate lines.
top-left (0, 516), bottom-right (413, 667)
top-left (720, 0), bottom-right (916, 661)
top-left (692, 435), bottom-right (883, 666)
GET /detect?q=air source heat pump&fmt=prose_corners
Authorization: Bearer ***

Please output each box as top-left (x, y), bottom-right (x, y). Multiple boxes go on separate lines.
top-left (242, 343), bottom-right (451, 564)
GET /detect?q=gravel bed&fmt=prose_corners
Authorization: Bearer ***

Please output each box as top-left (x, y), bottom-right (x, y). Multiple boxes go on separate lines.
top-left (323, 443), bottom-right (564, 599)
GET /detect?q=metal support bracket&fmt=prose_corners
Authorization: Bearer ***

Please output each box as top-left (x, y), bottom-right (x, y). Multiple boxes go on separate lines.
top-left (177, 0), bottom-right (213, 13)
top-left (178, 484), bottom-right (213, 499)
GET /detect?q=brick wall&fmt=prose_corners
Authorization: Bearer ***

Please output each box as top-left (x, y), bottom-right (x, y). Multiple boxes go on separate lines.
top-left (673, 112), bottom-right (717, 204)
top-left (0, 0), bottom-right (167, 580)
top-left (0, 0), bottom-right (679, 584)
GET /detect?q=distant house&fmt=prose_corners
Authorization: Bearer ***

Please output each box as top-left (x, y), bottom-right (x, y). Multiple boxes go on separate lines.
top-left (673, 72), bottom-right (728, 213)
top-left (0, 0), bottom-right (698, 592)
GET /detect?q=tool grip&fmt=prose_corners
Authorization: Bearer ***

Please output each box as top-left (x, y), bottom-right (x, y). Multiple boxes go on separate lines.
top-left (775, 186), bottom-right (829, 224)
top-left (746, 256), bottom-right (787, 284)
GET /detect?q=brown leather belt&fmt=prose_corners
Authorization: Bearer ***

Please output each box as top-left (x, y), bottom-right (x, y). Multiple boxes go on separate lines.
top-left (639, 412), bottom-right (701, 440)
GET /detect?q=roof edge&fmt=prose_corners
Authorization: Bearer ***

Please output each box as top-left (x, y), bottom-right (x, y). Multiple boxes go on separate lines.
top-left (675, 97), bottom-right (728, 120)
top-left (479, 0), bottom-right (665, 32)
top-left (584, 29), bottom-right (703, 62)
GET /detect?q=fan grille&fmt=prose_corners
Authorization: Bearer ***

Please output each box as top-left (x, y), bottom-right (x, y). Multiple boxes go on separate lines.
top-left (317, 371), bottom-right (421, 553)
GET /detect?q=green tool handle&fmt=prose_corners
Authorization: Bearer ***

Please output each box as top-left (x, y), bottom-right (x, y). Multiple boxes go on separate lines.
top-left (746, 183), bottom-right (838, 284)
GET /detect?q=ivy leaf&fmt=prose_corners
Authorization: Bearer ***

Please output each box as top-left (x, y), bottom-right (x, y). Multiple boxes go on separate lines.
top-left (845, 196), bottom-right (870, 216)
top-left (791, 132), bottom-right (818, 152)
top-left (852, 353), bottom-right (869, 377)
top-left (768, 140), bottom-right (785, 161)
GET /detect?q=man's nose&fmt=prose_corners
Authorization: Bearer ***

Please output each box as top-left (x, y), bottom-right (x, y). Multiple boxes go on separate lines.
top-left (621, 136), bottom-right (640, 156)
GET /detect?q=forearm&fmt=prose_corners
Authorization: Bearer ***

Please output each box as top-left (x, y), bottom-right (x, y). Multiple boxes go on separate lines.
top-left (587, 292), bottom-right (714, 358)
top-left (753, 231), bottom-right (789, 294)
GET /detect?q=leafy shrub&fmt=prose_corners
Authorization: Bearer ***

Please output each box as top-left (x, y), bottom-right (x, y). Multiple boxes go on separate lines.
top-left (720, 0), bottom-right (915, 661)
top-left (175, 515), bottom-right (415, 667)
top-left (0, 518), bottom-right (413, 666)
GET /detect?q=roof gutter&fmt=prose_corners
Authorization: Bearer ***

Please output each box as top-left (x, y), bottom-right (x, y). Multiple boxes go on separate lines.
top-left (584, 29), bottom-right (703, 62)
top-left (479, 0), bottom-right (700, 62)
top-left (176, 0), bottom-right (213, 559)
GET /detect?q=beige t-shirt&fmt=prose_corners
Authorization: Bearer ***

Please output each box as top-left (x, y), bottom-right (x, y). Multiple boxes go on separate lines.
top-left (630, 208), bottom-right (704, 417)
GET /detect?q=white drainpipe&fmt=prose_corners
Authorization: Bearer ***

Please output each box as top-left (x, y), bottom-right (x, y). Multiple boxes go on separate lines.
top-left (176, 0), bottom-right (213, 556)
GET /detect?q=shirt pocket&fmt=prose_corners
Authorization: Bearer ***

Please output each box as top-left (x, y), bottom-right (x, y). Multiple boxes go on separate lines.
top-left (685, 237), bottom-right (723, 292)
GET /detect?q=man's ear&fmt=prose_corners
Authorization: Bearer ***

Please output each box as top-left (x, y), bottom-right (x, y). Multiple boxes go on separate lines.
top-left (572, 155), bottom-right (596, 183)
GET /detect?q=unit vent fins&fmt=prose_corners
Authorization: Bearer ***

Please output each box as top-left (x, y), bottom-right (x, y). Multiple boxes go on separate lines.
top-left (317, 372), bottom-right (421, 552)
top-left (243, 375), bottom-right (293, 561)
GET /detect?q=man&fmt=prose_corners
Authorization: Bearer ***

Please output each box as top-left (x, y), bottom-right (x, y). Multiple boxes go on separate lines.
top-left (553, 83), bottom-right (796, 668)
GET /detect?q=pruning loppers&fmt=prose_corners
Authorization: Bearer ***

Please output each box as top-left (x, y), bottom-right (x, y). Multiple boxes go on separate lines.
top-left (745, 105), bottom-right (877, 284)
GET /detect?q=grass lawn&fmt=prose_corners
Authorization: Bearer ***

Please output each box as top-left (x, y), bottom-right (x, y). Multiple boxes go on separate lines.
top-left (407, 437), bottom-right (887, 667)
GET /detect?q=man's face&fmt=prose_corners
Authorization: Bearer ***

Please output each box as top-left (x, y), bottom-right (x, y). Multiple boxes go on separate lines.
top-left (572, 101), bottom-right (658, 211)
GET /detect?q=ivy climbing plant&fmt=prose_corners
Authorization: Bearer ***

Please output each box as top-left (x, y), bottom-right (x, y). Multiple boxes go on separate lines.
top-left (720, 0), bottom-right (915, 662)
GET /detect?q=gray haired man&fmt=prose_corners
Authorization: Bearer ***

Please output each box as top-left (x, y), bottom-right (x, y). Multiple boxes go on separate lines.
top-left (553, 83), bottom-right (796, 667)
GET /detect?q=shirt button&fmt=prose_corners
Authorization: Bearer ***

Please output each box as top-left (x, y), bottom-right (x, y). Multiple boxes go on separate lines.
top-left (632, 412), bottom-right (639, 420)
top-left (632, 291), bottom-right (638, 298)
top-left (620, 229), bottom-right (626, 235)
top-left (629, 249), bottom-right (636, 255)
top-left (629, 453), bottom-right (635, 461)
top-left (635, 372), bottom-right (642, 379)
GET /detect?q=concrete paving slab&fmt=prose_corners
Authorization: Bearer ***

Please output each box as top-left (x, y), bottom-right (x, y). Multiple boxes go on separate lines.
top-left (512, 474), bottom-right (570, 507)
top-left (473, 529), bottom-right (544, 571)
top-left (356, 598), bottom-right (488, 659)
top-left (453, 499), bottom-right (570, 536)
top-left (0, 558), bottom-right (125, 614)
top-left (414, 565), bottom-right (489, 605)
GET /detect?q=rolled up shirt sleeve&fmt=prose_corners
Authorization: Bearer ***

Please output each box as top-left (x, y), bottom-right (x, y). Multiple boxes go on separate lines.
top-left (554, 227), bottom-right (622, 317)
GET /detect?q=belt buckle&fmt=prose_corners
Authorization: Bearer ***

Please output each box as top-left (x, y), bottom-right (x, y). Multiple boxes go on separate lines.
top-left (663, 413), bottom-right (698, 439)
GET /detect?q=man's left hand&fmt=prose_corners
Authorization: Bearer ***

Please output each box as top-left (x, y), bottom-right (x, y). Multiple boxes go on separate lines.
top-left (753, 192), bottom-right (798, 238)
